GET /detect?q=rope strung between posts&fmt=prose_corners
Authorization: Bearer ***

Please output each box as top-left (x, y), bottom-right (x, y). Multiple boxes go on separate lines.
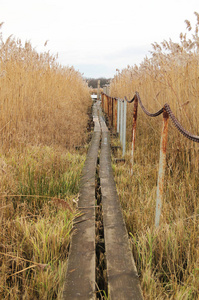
top-left (122, 91), bottom-right (199, 143)
top-left (101, 90), bottom-right (199, 227)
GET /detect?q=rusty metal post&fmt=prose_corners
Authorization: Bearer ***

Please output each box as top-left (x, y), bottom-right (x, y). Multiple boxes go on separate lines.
top-left (107, 96), bottom-right (110, 121)
top-left (117, 99), bottom-right (120, 133)
top-left (108, 97), bottom-right (110, 124)
top-left (109, 97), bottom-right (112, 127)
top-left (110, 97), bottom-right (112, 127)
top-left (105, 95), bottom-right (108, 114)
top-left (155, 108), bottom-right (169, 227)
top-left (122, 100), bottom-right (127, 156)
top-left (110, 97), bottom-right (112, 126)
top-left (120, 100), bottom-right (123, 145)
top-left (111, 98), bottom-right (114, 127)
top-left (105, 95), bottom-right (108, 115)
top-left (114, 98), bottom-right (117, 132)
top-left (130, 95), bottom-right (138, 174)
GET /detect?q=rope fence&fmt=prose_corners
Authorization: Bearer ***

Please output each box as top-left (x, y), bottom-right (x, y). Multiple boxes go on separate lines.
top-left (101, 92), bottom-right (199, 227)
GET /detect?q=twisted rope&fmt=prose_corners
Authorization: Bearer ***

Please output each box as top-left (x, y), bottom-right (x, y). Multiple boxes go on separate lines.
top-left (104, 92), bottom-right (199, 143)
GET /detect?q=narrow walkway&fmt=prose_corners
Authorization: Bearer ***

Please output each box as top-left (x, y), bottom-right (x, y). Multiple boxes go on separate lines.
top-left (62, 101), bottom-right (143, 300)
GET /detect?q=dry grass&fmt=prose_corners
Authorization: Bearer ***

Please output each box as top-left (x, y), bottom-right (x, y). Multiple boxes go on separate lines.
top-left (111, 12), bottom-right (199, 138)
top-left (0, 145), bottom-right (87, 299)
top-left (0, 28), bottom-right (91, 151)
top-left (0, 28), bottom-right (91, 298)
top-left (110, 13), bottom-right (199, 299)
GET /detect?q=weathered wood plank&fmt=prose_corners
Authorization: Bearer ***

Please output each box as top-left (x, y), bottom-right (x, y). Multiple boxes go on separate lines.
top-left (62, 103), bottom-right (100, 300)
top-left (100, 126), bottom-right (143, 300)
top-left (62, 102), bottom-right (143, 299)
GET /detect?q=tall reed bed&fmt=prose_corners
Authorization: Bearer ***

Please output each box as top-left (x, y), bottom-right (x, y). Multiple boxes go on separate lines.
top-left (111, 12), bottom-right (199, 137)
top-left (0, 24), bottom-right (91, 151)
top-left (110, 13), bottom-right (199, 299)
top-left (0, 27), bottom-right (91, 298)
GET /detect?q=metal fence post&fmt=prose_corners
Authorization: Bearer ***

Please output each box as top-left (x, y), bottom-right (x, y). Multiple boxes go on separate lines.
top-left (107, 96), bottom-right (109, 120)
top-left (120, 100), bottom-right (123, 145)
top-left (122, 100), bottom-right (127, 156)
top-left (114, 98), bottom-right (117, 132)
top-left (155, 108), bottom-right (169, 227)
top-left (102, 93), bottom-right (104, 111)
top-left (106, 95), bottom-right (108, 115)
top-left (117, 99), bottom-right (120, 133)
top-left (130, 95), bottom-right (138, 174)
top-left (111, 98), bottom-right (114, 127)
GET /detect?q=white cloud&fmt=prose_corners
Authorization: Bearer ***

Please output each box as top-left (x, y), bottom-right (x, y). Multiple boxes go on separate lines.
top-left (0, 0), bottom-right (198, 77)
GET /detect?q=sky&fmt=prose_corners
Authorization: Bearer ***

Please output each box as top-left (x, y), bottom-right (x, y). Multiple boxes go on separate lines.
top-left (0, 0), bottom-right (198, 78)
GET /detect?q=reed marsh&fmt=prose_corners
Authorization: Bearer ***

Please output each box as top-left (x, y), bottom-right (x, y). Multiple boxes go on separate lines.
top-left (110, 13), bottom-right (199, 299)
top-left (0, 26), bottom-right (91, 299)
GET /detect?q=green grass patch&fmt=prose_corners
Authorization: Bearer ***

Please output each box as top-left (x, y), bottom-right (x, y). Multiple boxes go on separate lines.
top-left (0, 145), bottom-right (86, 299)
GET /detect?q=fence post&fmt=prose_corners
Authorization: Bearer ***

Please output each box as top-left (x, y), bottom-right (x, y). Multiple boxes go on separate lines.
top-left (130, 95), bottom-right (138, 174)
top-left (109, 97), bottom-right (111, 125)
top-left (109, 97), bottom-right (112, 128)
top-left (155, 108), bottom-right (169, 227)
top-left (106, 95), bottom-right (108, 115)
top-left (122, 100), bottom-right (127, 156)
top-left (117, 99), bottom-right (120, 133)
top-left (111, 98), bottom-right (114, 127)
top-left (101, 93), bottom-right (104, 110)
top-left (106, 96), bottom-right (109, 119)
top-left (114, 98), bottom-right (117, 132)
top-left (108, 97), bottom-right (110, 124)
top-left (120, 100), bottom-right (123, 145)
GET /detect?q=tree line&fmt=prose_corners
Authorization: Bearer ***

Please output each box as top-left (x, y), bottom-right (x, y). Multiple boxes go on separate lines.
top-left (86, 77), bottom-right (111, 88)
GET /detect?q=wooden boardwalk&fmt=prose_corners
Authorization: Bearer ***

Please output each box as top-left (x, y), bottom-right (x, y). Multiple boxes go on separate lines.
top-left (62, 101), bottom-right (143, 300)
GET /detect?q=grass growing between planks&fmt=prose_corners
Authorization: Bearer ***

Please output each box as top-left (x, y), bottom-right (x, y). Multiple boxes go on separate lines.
top-left (0, 145), bottom-right (87, 299)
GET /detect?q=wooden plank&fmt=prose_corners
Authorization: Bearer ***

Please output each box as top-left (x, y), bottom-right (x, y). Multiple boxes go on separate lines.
top-left (62, 103), bottom-right (101, 300)
top-left (100, 128), bottom-right (143, 300)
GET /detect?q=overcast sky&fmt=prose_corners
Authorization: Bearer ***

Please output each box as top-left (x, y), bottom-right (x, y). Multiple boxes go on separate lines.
top-left (0, 0), bottom-right (198, 78)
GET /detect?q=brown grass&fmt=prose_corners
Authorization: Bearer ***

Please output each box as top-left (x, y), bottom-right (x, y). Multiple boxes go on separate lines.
top-left (110, 12), bottom-right (199, 299)
top-left (0, 31), bottom-right (91, 151)
top-left (0, 28), bottom-right (91, 299)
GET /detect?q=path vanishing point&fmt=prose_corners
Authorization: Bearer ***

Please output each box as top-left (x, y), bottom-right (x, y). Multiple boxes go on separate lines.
top-left (62, 101), bottom-right (143, 299)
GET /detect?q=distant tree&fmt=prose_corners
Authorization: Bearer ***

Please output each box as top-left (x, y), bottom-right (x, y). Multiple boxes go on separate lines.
top-left (87, 77), bottom-right (111, 88)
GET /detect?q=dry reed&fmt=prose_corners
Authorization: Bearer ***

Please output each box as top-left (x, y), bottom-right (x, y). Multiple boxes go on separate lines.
top-left (0, 27), bottom-right (91, 299)
top-left (0, 30), bottom-right (91, 151)
top-left (110, 13), bottom-right (199, 299)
